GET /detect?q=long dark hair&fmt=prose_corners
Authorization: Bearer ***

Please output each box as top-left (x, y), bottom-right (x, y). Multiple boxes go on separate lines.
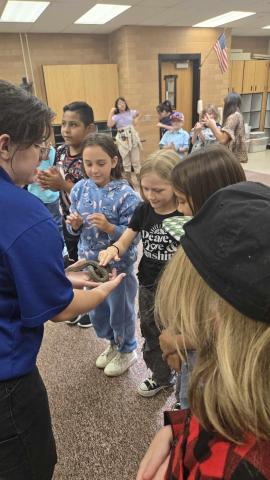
top-left (81, 133), bottom-right (124, 180)
top-left (223, 92), bottom-right (242, 125)
top-left (0, 80), bottom-right (53, 147)
top-left (114, 97), bottom-right (129, 114)
top-left (172, 144), bottom-right (246, 214)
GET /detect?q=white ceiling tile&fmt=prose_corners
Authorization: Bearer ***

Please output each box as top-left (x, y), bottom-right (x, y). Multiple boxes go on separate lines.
top-left (0, 0), bottom-right (269, 35)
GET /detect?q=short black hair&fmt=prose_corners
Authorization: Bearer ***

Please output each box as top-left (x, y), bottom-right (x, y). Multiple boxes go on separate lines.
top-left (63, 101), bottom-right (94, 126)
top-left (0, 80), bottom-right (53, 147)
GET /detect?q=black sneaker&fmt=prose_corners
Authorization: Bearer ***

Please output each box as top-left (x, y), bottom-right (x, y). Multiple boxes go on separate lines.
top-left (137, 377), bottom-right (169, 397)
top-left (65, 315), bottom-right (81, 325)
top-left (77, 314), bottom-right (92, 328)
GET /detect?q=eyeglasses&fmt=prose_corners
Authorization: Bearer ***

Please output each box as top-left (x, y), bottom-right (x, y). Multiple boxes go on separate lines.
top-left (34, 143), bottom-right (51, 161)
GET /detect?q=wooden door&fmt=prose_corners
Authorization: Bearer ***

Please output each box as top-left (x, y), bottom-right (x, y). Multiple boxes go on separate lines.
top-left (242, 61), bottom-right (256, 94)
top-left (254, 61), bottom-right (268, 92)
top-left (230, 61), bottom-right (244, 93)
top-left (161, 61), bottom-right (193, 132)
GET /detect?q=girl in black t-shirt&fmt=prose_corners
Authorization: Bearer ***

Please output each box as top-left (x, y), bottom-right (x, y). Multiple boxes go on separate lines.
top-left (99, 149), bottom-right (182, 397)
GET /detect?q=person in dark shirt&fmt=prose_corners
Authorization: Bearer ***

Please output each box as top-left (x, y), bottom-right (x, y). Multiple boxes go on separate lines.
top-left (156, 100), bottom-right (173, 137)
top-left (37, 101), bottom-right (95, 263)
top-left (99, 149), bottom-right (182, 397)
top-left (0, 80), bottom-right (124, 480)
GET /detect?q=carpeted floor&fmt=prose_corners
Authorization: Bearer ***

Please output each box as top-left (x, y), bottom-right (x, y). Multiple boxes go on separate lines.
top-left (38, 318), bottom-right (174, 480)
top-left (38, 166), bottom-right (270, 480)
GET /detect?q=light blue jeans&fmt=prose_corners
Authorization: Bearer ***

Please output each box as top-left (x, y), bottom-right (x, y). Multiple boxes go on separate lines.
top-left (175, 350), bottom-right (197, 408)
top-left (90, 268), bottom-right (137, 353)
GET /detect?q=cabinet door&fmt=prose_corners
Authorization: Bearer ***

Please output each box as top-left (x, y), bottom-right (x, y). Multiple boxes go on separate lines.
top-left (254, 61), bottom-right (268, 92)
top-left (230, 61), bottom-right (244, 93)
top-left (242, 61), bottom-right (256, 93)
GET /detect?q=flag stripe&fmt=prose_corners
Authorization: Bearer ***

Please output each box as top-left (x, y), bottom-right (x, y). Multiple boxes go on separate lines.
top-left (214, 33), bottom-right (228, 74)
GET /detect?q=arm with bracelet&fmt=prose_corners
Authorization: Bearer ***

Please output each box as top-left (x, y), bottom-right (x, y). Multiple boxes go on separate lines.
top-left (99, 228), bottom-right (138, 266)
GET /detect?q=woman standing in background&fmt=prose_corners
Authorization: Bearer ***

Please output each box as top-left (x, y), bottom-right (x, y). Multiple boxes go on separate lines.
top-left (107, 97), bottom-right (142, 182)
top-left (202, 92), bottom-right (248, 163)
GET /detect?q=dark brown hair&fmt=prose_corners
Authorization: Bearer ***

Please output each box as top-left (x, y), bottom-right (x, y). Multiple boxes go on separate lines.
top-left (81, 133), bottom-right (124, 180)
top-left (223, 92), bottom-right (241, 125)
top-left (114, 97), bottom-right (129, 114)
top-left (172, 144), bottom-right (246, 214)
top-left (0, 80), bottom-right (53, 147)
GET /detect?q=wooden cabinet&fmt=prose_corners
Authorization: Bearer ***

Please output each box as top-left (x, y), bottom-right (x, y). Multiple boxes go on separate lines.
top-left (242, 60), bottom-right (268, 93)
top-left (229, 60), bottom-right (244, 93)
top-left (267, 63), bottom-right (270, 91)
top-left (43, 64), bottom-right (119, 123)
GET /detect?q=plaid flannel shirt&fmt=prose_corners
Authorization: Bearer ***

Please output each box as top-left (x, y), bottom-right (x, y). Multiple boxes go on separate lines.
top-left (164, 409), bottom-right (270, 479)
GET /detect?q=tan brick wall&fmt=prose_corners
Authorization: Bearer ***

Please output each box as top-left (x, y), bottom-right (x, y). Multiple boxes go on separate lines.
top-left (0, 33), bottom-right (109, 101)
top-left (109, 26), bottom-right (231, 157)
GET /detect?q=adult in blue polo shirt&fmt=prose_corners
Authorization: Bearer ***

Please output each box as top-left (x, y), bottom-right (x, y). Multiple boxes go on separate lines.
top-left (0, 80), bottom-right (124, 480)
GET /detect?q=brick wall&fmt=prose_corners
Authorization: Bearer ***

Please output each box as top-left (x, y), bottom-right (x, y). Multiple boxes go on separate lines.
top-left (109, 26), bottom-right (231, 157)
top-left (0, 33), bottom-right (109, 101)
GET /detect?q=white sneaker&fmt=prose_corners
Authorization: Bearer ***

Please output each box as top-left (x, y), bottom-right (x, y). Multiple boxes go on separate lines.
top-left (137, 377), bottom-right (170, 397)
top-left (104, 351), bottom-right (137, 377)
top-left (96, 344), bottom-right (118, 369)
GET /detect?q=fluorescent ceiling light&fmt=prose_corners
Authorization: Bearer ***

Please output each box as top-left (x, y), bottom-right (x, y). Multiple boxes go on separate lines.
top-left (193, 11), bottom-right (256, 28)
top-left (262, 25), bottom-right (270, 29)
top-left (0, 1), bottom-right (50, 23)
top-left (75, 3), bottom-right (131, 25)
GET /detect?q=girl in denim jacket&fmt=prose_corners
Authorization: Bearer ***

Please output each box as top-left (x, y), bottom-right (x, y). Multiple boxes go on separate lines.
top-left (66, 133), bottom-right (140, 377)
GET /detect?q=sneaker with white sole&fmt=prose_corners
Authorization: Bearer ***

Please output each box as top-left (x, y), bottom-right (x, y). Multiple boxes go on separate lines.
top-left (104, 351), bottom-right (137, 377)
top-left (65, 315), bottom-right (81, 325)
top-left (137, 377), bottom-right (169, 397)
top-left (77, 314), bottom-right (92, 328)
top-left (96, 343), bottom-right (118, 369)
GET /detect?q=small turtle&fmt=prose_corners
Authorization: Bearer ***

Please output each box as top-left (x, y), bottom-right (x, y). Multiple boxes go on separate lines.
top-left (65, 260), bottom-right (111, 283)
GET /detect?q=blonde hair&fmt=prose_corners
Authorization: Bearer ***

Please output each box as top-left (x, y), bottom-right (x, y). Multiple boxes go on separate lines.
top-left (155, 248), bottom-right (270, 443)
top-left (201, 104), bottom-right (219, 121)
top-left (139, 149), bottom-right (179, 201)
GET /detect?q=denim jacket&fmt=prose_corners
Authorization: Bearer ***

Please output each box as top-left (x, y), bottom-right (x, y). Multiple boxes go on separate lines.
top-left (67, 178), bottom-right (140, 271)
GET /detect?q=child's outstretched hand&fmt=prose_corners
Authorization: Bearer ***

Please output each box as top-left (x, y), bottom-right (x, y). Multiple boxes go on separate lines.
top-left (194, 122), bottom-right (202, 133)
top-left (89, 213), bottom-right (114, 234)
top-left (99, 246), bottom-right (120, 266)
top-left (37, 167), bottom-right (65, 191)
top-left (66, 212), bottom-right (83, 231)
top-left (136, 426), bottom-right (172, 480)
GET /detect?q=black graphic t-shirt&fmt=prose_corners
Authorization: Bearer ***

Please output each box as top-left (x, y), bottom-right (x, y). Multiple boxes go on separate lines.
top-left (129, 202), bottom-right (182, 288)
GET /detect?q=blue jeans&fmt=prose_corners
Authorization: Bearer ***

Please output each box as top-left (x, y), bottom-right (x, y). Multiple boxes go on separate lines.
top-left (0, 367), bottom-right (56, 479)
top-left (91, 269), bottom-right (137, 352)
top-left (175, 350), bottom-right (197, 409)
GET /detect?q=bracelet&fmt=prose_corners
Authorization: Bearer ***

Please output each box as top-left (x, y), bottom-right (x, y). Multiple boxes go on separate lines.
top-left (111, 244), bottom-right (120, 255)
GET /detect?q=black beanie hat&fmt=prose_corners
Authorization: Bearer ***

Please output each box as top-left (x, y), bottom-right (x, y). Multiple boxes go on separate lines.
top-left (181, 181), bottom-right (270, 324)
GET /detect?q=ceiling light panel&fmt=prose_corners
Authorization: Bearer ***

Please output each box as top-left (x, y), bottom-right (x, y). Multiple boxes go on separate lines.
top-left (193, 11), bottom-right (256, 28)
top-left (0, 1), bottom-right (50, 23)
top-left (75, 3), bottom-right (131, 25)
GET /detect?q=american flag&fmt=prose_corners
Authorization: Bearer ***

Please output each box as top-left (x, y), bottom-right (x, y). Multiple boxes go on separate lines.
top-left (214, 33), bottom-right (228, 73)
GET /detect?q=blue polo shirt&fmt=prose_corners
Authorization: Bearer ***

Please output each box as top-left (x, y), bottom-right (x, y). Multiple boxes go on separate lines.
top-left (159, 128), bottom-right (189, 159)
top-left (0, 167), bottom-right (74, 381)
